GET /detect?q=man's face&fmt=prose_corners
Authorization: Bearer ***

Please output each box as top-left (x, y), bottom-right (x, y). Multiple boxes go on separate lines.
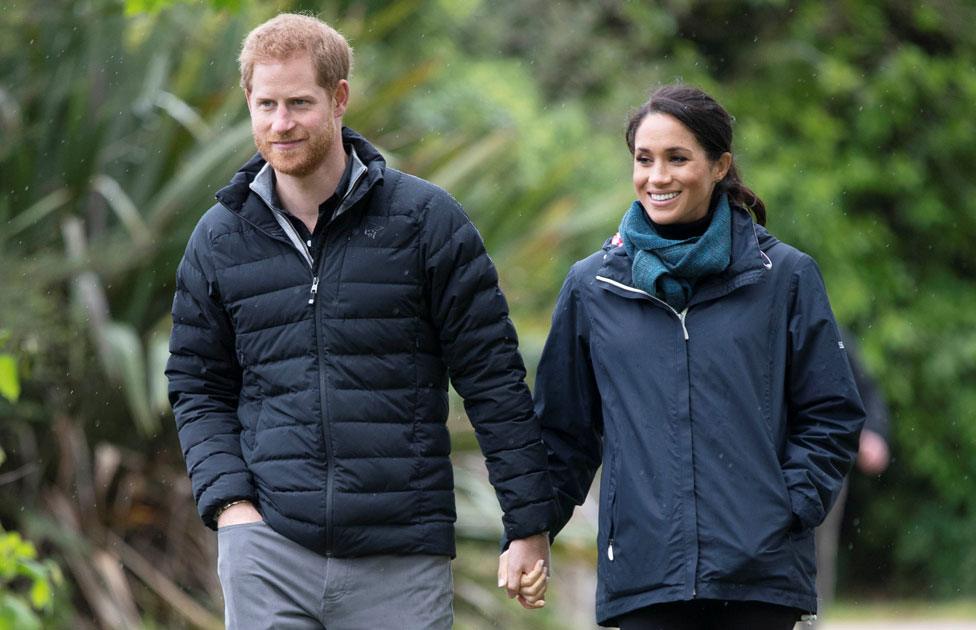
top-left (246, 54), bottom-right (345, 178)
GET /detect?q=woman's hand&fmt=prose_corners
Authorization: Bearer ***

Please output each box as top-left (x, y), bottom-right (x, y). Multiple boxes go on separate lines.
top-left (498, 533), bottom-right (550, 609)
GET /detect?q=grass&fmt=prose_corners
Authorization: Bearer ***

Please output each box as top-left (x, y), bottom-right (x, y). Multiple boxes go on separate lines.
top-left (829, 599), bottom-right (976, 620)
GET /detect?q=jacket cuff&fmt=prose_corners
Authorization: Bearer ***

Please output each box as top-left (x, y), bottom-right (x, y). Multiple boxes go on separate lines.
top-left (788, 488), bottom-right (824, 531)
top-left (199, 472), bottom-right (257, 530)
top-left (501, 498), bottom-right (556, 543)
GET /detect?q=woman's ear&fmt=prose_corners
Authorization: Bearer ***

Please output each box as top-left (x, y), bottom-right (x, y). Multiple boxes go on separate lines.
top-left (715, 152), bottom-right (732, 182)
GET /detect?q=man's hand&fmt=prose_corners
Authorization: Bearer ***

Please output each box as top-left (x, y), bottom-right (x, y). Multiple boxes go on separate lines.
top-left (216, 501), bottom-right (263, 528)
top-left (856, 429), bottom-right (890, 475)
top-left (497, 533), bottom-right (550, 609)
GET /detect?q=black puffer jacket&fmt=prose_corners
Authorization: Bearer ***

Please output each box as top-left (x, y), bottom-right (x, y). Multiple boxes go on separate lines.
top-left (167, 128), bottom-right (553, 557)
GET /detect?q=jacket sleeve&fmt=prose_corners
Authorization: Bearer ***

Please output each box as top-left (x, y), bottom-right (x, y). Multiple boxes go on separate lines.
top-left (782, 256), bottom-right (866, 530)
top-left (421, 192), bottom-right (555, 541)
top-left (534, 264), bottom-right (604, 541)
top-left (166, 220), bottom-right (254, 529)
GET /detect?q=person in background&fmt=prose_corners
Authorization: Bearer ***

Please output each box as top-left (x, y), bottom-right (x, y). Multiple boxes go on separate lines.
top-left (505, 84), bottom-right (866, 629)
top-left (166, 13), bottom-right (552, 629)
top-left (814, 330), bottom-right (892, 623)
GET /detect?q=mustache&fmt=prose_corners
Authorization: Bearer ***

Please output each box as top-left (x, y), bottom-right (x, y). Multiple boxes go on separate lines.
top-left (260, 134), bottom-right (306, 143)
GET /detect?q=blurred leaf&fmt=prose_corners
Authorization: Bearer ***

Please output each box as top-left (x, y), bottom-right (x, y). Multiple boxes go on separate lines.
top-left (147, 321), bottom-right (173, 416)
top-left (91, 175), bottom-right (152, 248)
top-left (28, 578), bottom-right (51, 610)
top-left (100, 322), bottom-right (157, 437)
top-left (0, 593), bottom-right (41, 630)
top-left (0, 355), bottom-right (19, 403)
top-left (0, 189), bottom-right (71, 242)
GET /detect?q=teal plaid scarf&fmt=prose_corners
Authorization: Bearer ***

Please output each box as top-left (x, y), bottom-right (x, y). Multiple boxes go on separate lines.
top-left (619, 195), bottom-right (732, 311)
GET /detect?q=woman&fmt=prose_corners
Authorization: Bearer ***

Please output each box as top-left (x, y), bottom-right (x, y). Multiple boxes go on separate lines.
top-left (532, 85), bottom-right (865, 628)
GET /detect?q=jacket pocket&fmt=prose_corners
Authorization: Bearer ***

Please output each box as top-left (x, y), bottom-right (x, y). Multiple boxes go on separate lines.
top-left (600, 455), bottom-right (676, 597)
top-left (698, 464), bottom-right (797, 589)
top-left (597, 451), bottom-right (619, 582)
top-left (605, 483), bottom-right (618, 563)
top-left (787, 526), bottom-right (816, 593)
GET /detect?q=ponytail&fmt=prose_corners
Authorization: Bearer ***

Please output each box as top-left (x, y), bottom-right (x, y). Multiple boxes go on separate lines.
top-left (720, 164), bottom-right (766, 226)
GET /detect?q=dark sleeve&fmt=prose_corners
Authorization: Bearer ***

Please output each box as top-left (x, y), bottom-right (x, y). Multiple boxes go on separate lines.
top-left (165, 221), bottom-right (254, 529)
top-left (534, 264), bottom-right (604, 541)
top-left (782, 256), bottom-right (866, 530)
top-left (841, 330), bottom-right (890, 439)
top-left (422, 192), bottom-right (555, 541)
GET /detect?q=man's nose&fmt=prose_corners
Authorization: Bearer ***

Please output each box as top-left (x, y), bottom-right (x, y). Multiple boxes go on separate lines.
top-left (271, 105), bottom-right (295, 134)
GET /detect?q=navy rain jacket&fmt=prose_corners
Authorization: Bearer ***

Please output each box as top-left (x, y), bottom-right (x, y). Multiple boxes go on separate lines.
top-left (536, 206), bottom-right (865, 625)
top-left (167, 128), bottom-right (554, 558)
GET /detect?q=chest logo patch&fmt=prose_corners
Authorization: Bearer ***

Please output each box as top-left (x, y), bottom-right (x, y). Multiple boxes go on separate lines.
top-left (365, 223), bottom-right (385, 240)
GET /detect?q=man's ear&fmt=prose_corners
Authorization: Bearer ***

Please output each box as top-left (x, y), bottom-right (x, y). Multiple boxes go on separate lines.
top-left (333, 80), bottom-right (350, 119)
top-left (244, 88), bottom-right (252, 114)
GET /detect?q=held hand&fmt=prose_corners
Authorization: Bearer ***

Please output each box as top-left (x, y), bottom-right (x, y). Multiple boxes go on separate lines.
top-left (497, 553), bottom-right (549, 609)
top-left (497, 533), bottom-right (550, 609)
top-left (217, 501), bottom-right (263, 528)
top-left (856, 429), bottom-right (891, 475)
top-left (516, 559), bottom-right (548, 608)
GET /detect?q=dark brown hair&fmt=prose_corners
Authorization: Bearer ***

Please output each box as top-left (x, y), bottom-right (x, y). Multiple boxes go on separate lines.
top-left (626, 84), bottom-right (766, 225)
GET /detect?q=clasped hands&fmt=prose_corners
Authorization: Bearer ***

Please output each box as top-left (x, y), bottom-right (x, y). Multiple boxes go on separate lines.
top-left (497, 532), bottom-right (550, 609)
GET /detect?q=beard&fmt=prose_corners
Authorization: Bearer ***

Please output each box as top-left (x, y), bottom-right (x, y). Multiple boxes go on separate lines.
top-left (253, 121), bottom-right (334, 178)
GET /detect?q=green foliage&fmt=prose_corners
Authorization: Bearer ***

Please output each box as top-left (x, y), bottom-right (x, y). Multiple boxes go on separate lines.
top-left (124, 0), bottom-right (245, 14)
top-left (0, 356), bottom-right (18, 405)
top-left (2, 0), bottom-right (975, 623)
top-left (0, 333), bottom-right (19, 404)
top-left (0, 528), bottom-right (61, 630)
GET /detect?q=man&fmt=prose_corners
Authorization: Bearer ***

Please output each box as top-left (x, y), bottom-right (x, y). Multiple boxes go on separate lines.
top-left (166, 13), bottom-right (550, 628)
top-left (813, 330), bottom-right (892, 626)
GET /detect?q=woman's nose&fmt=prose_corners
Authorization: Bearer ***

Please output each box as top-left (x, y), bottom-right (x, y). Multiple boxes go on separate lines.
top-left (650, 162), bottom-right (671, 185)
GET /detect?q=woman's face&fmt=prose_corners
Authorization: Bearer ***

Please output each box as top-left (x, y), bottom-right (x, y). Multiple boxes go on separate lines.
top-left (632, 113), bottom-right (731, 225)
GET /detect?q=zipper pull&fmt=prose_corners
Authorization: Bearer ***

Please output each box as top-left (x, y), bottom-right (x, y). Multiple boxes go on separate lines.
top-left (607, 539), bottom-right (615, 561)
top-left (308, 276), bottom-right (319, 305)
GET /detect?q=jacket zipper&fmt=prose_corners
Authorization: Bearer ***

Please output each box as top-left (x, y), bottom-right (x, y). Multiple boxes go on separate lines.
top-left (595, 276), bottom-right (690, 340)
top-left (596, 274), bottom-right (699, 597)
top-left (239, 152), bottom-right (370, 557)
top-left (308, 276), bottom-right (319, 305)
top-left (685, 330), bottom-right (699, 598)
top-left (271, 215), bottom-right (337, 554)
top-left (312, 257), bottom-right (335, 556)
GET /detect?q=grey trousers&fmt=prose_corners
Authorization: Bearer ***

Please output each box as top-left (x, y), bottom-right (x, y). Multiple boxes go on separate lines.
top-left (217, 521), bottom-right (453, 629)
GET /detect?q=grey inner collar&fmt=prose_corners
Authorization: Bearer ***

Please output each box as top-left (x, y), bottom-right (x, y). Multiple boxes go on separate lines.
top-left (247, 146), bottom-right (367, 270)
top-left (249, 145), bottom-right (365, 213)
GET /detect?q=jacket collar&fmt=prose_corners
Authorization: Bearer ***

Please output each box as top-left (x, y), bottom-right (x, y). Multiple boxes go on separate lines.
top-left (596, 206), bottom-right (773, 306)
top-left (214, 126), bottom-right (385, 241)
